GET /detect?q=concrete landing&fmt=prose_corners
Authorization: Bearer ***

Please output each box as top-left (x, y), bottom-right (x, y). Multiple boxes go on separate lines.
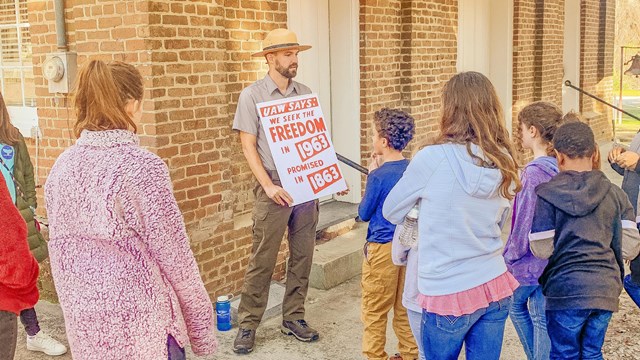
top-left (317, 200), bottom-right (359, 231)
top-left (310, 221), bottom-right (367, 290)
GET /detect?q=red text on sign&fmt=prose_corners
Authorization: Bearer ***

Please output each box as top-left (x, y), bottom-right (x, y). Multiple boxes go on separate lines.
top-left (295, 133), bottom-right (330, 162)
top-left (307, 164), bottom-right (342, 194)
top-left (268, 117), bottom-right (327, 143)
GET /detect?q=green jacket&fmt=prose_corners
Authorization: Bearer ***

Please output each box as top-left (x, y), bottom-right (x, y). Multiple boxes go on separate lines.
top-left (13, 135), bottom-right (48, 262)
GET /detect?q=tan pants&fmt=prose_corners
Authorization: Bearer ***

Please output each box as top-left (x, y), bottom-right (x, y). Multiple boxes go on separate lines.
top-left (237, 172), bottom-right (319, 329)
top-left (362, 242), bottom-right (419, 360)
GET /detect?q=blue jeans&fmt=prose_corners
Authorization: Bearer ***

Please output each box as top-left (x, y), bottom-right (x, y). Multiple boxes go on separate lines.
top-left (509, 285), bottom-right (550, 360)
top-left (421, 297), bottom-right (511, 360)
top-left (624, 275), bottom-right (640, 308)
top-left (407, 309), bottom-right (426, 360)
top-left (546, 309), bottom-right (612, 360)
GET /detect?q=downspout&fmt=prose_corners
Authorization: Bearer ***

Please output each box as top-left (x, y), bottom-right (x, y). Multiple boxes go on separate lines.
top-left (54, 0), bottom-right (67, 51)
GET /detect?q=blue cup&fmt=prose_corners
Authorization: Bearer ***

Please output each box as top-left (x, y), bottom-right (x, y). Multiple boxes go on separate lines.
top-left (216, 294), bottom-right (233, 331)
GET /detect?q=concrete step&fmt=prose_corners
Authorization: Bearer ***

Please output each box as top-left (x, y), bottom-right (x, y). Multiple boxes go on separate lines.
top-left (317, 200), bottom-right (358, 232)
top-left (229, 281), bottom-right (285, 326)
top-left (310, 221), bottom-right (367, 290)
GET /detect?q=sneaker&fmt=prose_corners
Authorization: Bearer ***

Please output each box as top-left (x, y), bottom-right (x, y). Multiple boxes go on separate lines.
top-left (389, 354), bottom-right (403, 360)
top-left (233, 328), bottom-right (256, 354)
top-left (26, 331), bottom-right (68, 356)
top-left (281, 319), bottom-right (319, 342)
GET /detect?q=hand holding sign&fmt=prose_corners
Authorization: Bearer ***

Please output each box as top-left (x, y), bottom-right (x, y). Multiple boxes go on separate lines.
top-left (264, 183), bottom-right (294, 207)
top-left (257, 94), bottom-right (348, 206)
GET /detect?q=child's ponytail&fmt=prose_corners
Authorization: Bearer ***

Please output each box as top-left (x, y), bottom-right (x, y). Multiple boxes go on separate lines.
top-left (518, 101), bottom-right (563, 157)
top-left (73, 60), bottom-right (143, 138)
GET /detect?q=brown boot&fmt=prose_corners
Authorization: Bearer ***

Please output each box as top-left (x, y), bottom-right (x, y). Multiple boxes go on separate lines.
top-left (281, 319), bottom-right (319, 342)
top-left (232, 328), bottom-right (255, 354)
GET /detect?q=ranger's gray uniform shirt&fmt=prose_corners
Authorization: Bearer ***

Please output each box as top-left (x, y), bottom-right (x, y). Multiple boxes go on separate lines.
top-left (232, 74), bottom-right (312, 171)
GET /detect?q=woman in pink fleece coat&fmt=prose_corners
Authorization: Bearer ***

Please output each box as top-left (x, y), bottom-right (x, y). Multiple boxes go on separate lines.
top-left (44, 60), bottom-right (217, 359)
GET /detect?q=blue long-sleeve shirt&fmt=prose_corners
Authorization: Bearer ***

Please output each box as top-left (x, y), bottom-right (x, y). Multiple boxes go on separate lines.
top-left (358, 159), bottom-right (409, 243)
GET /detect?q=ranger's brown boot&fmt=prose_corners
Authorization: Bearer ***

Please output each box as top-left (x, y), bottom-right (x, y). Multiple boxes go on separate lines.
top-left (233, 328), bottom-right (255, 354)
top-left (281, 319), bottom-right (319, 342)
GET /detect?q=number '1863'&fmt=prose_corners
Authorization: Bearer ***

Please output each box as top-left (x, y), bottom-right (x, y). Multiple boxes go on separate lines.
top-left (307, 164), bottom-right (342, 194)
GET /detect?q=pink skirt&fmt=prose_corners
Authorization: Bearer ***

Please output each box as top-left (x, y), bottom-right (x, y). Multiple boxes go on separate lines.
top-left (418, 271), bottom-right (520, 316)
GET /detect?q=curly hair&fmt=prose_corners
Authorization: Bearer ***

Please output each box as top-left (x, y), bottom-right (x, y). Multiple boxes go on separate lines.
top-left (553, 121), bottom-right (596, 159)
top-left (374, 108), bottom-right (415, 151)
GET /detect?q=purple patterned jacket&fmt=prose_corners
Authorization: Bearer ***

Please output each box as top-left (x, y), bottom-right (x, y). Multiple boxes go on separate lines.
top-left (503, 156), bottom-right (558, 286)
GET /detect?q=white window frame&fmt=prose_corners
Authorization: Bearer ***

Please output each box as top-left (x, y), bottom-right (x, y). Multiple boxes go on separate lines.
top-left (1, 0), bottom-right (37, 137)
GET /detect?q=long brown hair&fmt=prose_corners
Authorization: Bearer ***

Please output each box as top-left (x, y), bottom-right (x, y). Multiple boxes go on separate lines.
top-left (435, 71), bottom-right (521, 199)
top-left (518, 101), bottom-right (564, 156)
top-left (73, 60), bottom-right (143, 138)
top-left (0, 91), bottom-right (20, 146)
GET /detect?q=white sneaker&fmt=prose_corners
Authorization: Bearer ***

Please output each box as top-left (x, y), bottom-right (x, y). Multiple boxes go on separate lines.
top-left (26, 331), bottom-right (68, 356)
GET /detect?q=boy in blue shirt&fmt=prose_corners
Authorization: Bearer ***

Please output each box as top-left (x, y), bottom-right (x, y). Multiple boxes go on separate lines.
top-left (359, 108), bottom-right (418, 360)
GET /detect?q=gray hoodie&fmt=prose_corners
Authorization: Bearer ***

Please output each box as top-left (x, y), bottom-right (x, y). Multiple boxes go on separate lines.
top-left (384, 143), bottom-right (511, 296)
top-left (529, 171), bottom-right (640, 311)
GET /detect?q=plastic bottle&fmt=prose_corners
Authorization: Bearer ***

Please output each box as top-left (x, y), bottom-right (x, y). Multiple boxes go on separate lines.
top-left (216, 294), bottom-right (233, 331)
top-left (399, 203), bottom-right (419, 248)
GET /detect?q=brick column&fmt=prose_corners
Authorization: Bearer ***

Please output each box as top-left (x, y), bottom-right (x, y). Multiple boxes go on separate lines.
top-left (580, 0), bottom-right (615, 141)
top-left (513, 0), bottom-right (564, 128)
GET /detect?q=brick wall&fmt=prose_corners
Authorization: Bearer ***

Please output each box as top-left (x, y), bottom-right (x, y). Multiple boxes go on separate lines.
top-left (398, 0), bottom-right (457, 150)
top-left (512, 0), bottom-right (614, 148)
top-left (28, 0), bottom-right (155, 301)
top-left (359, 0), bottom-right (405, 168)
top-left (512, 0), bottom-right (565, 155)
top-left (24, 0), bottom-right (619, 302)
top-left (27, 0), bottom-right (293, 301)
top-left (580, 0), bottom-right (615, 141)
top-left (359, 0), bottom-right (457, 164)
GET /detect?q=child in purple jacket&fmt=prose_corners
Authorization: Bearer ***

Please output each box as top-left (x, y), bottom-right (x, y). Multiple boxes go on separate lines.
top-left (503, 102), bottom-right (563, 360)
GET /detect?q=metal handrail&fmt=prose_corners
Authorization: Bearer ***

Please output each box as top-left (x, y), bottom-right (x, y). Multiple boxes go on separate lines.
top-left (336, 153), bottom-right (369, 175)
top-left (564, 80), bottom-right (640, 121)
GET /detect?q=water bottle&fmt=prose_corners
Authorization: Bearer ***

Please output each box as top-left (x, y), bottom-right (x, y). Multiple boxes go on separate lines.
top-left (216, 294), bottom-right (233, 331)
top-left (399, 203), bottom-right (419, 248)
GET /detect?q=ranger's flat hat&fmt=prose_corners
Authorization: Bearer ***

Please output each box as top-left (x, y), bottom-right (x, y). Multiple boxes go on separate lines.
top-left (252, 28), bottom-right (312, 57)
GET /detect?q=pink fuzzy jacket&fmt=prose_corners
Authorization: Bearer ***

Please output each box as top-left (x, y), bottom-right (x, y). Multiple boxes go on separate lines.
top-left (45, 130), bottom-right (217, 359)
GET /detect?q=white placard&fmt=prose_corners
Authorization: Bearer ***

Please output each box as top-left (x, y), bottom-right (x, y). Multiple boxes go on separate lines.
top-left (257, 94), bottom-right (347, 206)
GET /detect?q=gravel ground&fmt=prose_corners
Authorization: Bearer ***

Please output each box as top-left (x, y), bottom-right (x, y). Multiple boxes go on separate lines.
top-left (602, 291), bottom-right (640, 360)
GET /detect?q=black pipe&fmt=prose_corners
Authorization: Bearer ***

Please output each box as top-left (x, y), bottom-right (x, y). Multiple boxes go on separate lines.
top-left (564, 80), bottom-right (640, 121)
top-left (336, 153), bottom-right (369, 175)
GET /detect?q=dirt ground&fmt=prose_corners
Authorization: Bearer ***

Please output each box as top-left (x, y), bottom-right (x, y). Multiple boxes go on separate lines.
top-left (602, 292), bottom-right (640, 360)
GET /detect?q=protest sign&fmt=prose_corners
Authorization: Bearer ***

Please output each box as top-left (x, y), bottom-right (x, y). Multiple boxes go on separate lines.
top-left (257, 94), bottom-right (348, 206)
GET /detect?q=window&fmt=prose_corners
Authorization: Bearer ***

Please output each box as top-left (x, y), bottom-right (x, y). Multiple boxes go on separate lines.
top-left (1, 0), bottom-right (34, 106)
top-left (1, 0), bottom-right (37, 137)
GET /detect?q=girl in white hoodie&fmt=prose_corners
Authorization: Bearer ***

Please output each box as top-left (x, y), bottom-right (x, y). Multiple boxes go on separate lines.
top-left (383, 71), bottom-right (521, 360)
